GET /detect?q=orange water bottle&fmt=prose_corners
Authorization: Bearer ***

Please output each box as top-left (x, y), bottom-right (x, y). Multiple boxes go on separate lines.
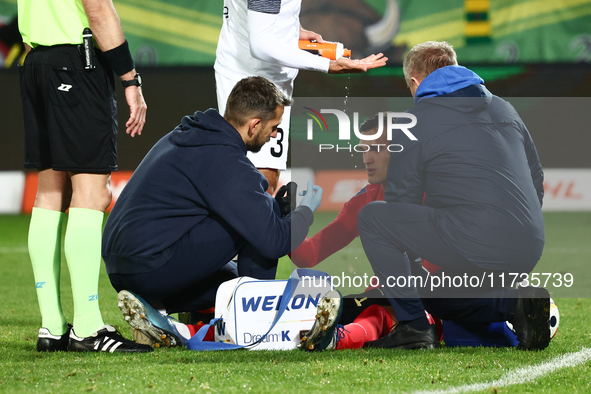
top-left (298, 40), bottom-right (352, 60)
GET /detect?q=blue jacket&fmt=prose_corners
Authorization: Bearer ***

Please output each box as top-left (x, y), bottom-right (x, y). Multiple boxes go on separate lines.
top-left (387, 66), bottom-right (545, 270)
top-left (103, 109), bottom-right (313, 275)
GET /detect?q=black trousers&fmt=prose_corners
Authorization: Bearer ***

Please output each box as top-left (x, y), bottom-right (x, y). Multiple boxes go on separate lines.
top-left (109, 215), bottom-right (278, 313)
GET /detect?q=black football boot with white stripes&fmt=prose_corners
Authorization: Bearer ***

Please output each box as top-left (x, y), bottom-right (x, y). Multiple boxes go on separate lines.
top-left (68, 324), bottom-right (153, 353)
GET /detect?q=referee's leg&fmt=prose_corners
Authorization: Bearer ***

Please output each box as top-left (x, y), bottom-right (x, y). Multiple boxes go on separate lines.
top-left (35, 169), bottom-right (72, 211)
top-left (28, 169), bottom-right (72, 338)
top-left (64, 172), bottom-right (112, 337)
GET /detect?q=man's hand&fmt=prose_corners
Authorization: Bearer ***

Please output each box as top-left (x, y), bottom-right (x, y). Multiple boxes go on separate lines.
top-left (299, 27), bottom-right (324, 44)
top-left (275, 181), bottom-right (298, 217)
top-left (124, 85), bottom-right (147, 137)
top-left (299, 180), bottom-right (323, 212)
top-left (328, 53), bottom-right (388, 74)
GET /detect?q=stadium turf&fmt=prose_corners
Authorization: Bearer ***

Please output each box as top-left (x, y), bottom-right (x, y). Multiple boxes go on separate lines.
top-left (0, 212), bottom-right (589, 393)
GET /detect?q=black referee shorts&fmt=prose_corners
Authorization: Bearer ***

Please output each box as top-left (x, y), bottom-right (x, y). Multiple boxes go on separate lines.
top-left (19, 45), bottom-right (118, 172)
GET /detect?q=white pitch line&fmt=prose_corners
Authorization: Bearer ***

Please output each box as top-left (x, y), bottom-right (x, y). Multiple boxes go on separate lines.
top-left (0, 247), bottom-right (28, 254)
top-left (411, 347), bottom-right (591, 394)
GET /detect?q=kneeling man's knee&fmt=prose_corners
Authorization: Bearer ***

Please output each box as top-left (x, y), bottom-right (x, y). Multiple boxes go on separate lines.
top-left (358, 201), bottom-right (386, 234)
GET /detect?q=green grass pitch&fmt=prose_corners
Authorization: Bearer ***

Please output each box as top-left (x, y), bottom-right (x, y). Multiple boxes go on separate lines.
top-left (0, 212), bottom-right (590, 393)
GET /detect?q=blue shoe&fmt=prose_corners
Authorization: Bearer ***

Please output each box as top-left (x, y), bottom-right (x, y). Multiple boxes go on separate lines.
top-left (300, 290), bottom-right (343, 351)
top-left (117, 290), bottom-right (188, 348)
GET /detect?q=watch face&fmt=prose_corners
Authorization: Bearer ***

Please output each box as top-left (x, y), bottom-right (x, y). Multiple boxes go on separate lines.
top-left (136, 73), bottom-right (142, 85)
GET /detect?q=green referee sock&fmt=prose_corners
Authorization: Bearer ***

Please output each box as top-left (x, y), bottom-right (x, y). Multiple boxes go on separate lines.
top-left (64, 207), bottom-right (105, 338)
top-left (28, 207), bottom-right (68, 336)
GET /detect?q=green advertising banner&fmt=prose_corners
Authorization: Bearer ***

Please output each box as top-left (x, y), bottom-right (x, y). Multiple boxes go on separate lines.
top-left (393, 0), bottom-right (591, 63)
top-left (2, 0), bottom-right (591, 65)
top-left (0, 0), bottom-right (223, 66)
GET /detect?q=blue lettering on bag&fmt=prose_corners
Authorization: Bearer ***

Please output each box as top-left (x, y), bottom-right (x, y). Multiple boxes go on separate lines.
top-left (261, 296), bottom-right (277, 311)
top-left (306, 293), bottom-right (322, 309)
top-left (281, 330), bottom-right (291, 341)
top-left (216, 321), bottom-right (226, 336)
top-left (242, 297), bottom-right (262, 312)
top-left (244, 332), bottom-right (279, 343)
top-left (275, 295), bottom-right (290, 311)
top-left (242, 294), bottom-right (323, 313)
top-left (291, 295), bottom-right (305, 310)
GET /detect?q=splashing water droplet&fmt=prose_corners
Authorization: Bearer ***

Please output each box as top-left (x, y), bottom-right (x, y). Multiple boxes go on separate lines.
top-left (344, 84), bottom-right (350, 112)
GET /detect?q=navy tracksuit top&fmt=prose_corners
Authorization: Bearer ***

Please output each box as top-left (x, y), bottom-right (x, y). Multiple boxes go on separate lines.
top-left (102, 109), bottom-right (313, 274)
top-left (386, 66), bottom-right (545, 268)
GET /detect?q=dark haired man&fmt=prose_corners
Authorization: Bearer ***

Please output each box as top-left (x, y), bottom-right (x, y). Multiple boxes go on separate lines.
top-left (291, 114), bottom-right (442, 351)
top-left (103, 77), bottom-right (322, 346)
top-left (291, 114), bottom-right (388, 269)
top-left (357, 41), bottom-right (549, 350)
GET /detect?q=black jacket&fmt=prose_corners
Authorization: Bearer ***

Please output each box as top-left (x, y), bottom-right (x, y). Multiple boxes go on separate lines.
top-left (387, 68), bottom-right (544, 269)
top-left (102, 109), bottom-right (313, 274)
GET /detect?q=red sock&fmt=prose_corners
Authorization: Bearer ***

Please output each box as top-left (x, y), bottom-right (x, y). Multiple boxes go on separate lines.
top-left (187, 323), bottom-right (215, 342)
top-left (336, 305), bottom-right (393, 350)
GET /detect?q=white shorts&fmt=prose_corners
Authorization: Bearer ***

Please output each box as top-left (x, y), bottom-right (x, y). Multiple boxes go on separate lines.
top-left (215, 71), bottom-right (292, 171)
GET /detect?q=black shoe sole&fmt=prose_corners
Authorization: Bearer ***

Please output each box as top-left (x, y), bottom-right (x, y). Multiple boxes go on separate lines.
top-left (517, 294), bottom-right (551, 351)
top-left (301, 290), bottom-right (343, 352)
top-left (363, 324), bottom-right (441, 350)
top-left (364, 340), bottom-right (441, 350)
top-left (37, 337), bottom-right (68, 352)
top-left (393, 341), bottom-right (442, 350)
top-left (67, 342), bottom-right (153, 353)
top-left (118, 290), bottom-right (182, 348)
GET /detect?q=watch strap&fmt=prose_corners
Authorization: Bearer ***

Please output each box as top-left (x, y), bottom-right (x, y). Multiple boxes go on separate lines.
top-left (122, 73), bottom-right (141, 88)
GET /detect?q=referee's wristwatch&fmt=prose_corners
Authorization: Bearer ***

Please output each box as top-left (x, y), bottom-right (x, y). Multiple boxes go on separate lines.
top-left (122, 73), bottom-right (142, 88)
